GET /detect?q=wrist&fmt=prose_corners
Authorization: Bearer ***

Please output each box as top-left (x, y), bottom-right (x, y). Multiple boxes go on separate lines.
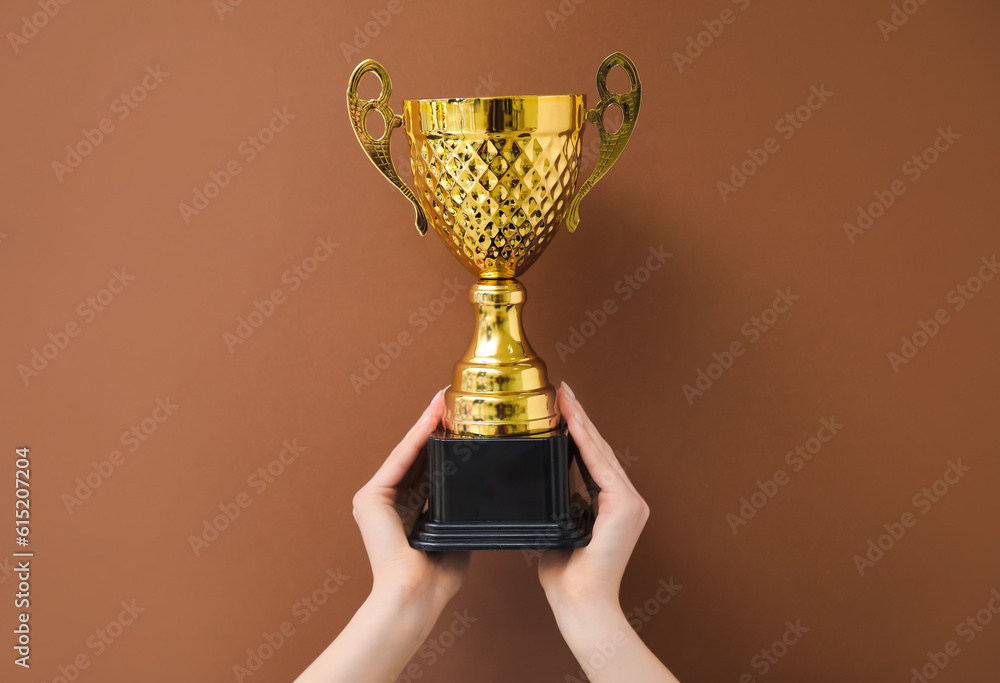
top-left (546, 590), bottom-right (627, 646)
top-left (545, 585), bottom-right (620, 624)
top-left (368, 579), bottom-right (450, 637)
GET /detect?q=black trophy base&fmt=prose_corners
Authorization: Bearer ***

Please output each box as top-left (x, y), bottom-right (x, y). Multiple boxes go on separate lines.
top-left (408, 427), bottom-right (594, 551)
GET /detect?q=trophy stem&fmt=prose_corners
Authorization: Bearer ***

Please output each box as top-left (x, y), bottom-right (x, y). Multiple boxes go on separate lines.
top-left (443, 279), bottom-right (560, 437)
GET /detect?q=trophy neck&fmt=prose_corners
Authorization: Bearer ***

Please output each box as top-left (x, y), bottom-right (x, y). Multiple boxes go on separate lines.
top-left (443, 279), bottom-right (559, 437)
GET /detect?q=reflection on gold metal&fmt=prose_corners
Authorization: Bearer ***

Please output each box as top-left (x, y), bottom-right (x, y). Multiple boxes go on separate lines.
top-left (347, 53), bottom-right (641, 436)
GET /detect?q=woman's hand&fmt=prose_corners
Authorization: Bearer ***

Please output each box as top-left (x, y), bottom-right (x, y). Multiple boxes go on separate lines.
top-left (538, 382), bottom-right (649, 614)
top-left (351, 388), bottom-right (470, 612)
top-left (295, 389), bottom-right (470, 683)
top-left (538, 382), bottom-right (679, 683)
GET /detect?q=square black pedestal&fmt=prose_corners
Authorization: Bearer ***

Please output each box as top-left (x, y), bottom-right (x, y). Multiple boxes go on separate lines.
top-left (408, 427), bottom-right (594, 551)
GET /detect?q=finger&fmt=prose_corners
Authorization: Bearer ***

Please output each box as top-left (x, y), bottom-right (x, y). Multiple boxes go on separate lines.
top-left (395, 449), bottom-right (430, 529)
top-left (559, 386), bottom-right (648, 556)
top-left (560, 384), bottom-right (630, 490)
top-left (368, 389), bottom-right (446, 490)
top-left (559, 389), bottom-right (622, 494)
top-left (561, 383), bottom-right (642, 499)
top-left (354, 389), bottom-right (446, 561)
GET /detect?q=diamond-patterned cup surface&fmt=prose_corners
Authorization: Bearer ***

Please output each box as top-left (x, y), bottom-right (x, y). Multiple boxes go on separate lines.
top-left (403, 97), bottom-right (584, 278)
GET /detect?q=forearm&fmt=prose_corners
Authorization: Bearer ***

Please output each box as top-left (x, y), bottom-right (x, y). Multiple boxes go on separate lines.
top-left (551, 598), bottom-right (679, 683)
top-left (295, 587), bottom-right (444, 683)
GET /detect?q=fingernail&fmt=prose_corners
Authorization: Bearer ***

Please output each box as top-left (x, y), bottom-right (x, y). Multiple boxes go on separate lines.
top-left (575, 411), bottom-right (584, 424)
top-left (561, 381), bottom-right (576, 400)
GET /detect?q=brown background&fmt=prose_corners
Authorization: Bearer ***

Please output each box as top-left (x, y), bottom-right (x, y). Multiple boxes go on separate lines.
top-left (2, 0), bottom-right (999, 681)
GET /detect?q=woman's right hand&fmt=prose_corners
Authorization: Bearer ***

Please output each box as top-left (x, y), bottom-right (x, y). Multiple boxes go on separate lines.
top-left (537, 382), bottom-right (678, 683)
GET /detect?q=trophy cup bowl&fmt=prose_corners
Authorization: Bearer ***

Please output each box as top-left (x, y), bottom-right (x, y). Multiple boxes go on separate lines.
top-left (347, 53), bottom-right (641, 549)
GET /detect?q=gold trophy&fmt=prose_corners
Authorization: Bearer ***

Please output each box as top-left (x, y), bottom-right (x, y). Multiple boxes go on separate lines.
top-left (347, 53), bottom-right (641, 550)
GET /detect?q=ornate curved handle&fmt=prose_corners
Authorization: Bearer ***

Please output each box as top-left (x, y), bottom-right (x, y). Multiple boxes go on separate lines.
top-left (347, 59), bottom-right (428, 236)
top-left (566, 52), bottom-right (642, 233)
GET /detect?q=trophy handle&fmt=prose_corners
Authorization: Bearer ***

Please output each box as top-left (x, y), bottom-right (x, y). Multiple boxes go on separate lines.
top-left (566, 52), bottom-right (642, 233)
top-left (347, 59), bottom-right (428, 236)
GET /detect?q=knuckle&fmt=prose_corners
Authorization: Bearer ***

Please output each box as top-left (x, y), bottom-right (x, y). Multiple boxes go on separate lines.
top-left (626, 493), bottom-right (649, 522)
top-left (351, 487), bottom-right (368, 512)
